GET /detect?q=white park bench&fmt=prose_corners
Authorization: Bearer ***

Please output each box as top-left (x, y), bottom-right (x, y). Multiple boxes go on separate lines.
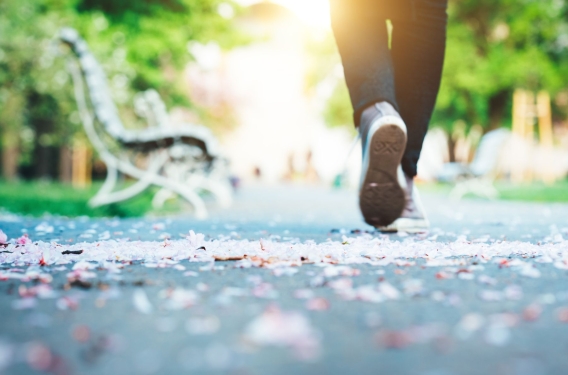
top-left (438, 128), bottom-right (511, 200)
top-left (59, 28), bottom-right (232, 218)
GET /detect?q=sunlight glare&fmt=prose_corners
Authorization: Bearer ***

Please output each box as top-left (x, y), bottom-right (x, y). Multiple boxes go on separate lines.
top-left (236, 0), bottom-right (331, 29)
top-left (273, 0), bottom-right (330, 28)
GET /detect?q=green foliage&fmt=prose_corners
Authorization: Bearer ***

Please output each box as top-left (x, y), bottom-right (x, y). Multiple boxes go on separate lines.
top-left (432, 0), bottom-right (568, 131)
top-left (304, 32), bottom-right (353, 128)
top-left (0, 0), bottom-right (241, 178)
top-left (324, 82), bottom-right (352, 128)
top-left (304, 33), bottom-right (340, 91)
top-left (0, 0), bottom-right (78, 146)
top-left (74, 0), bottom-right (241, 107)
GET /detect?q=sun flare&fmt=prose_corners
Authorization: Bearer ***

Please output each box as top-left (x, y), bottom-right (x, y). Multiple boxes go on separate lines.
top-left (236, 0), bottom-right (331, 29)
top-left (272, 0), bottom-right (330, 28)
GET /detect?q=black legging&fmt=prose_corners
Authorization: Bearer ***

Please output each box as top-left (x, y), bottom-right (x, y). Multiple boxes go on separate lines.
top-left (330, 0), bottom-right (448, 178)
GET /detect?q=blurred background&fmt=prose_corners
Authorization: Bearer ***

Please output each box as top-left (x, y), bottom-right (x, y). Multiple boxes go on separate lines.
top-left (1, 0), bottom-right (568, 218)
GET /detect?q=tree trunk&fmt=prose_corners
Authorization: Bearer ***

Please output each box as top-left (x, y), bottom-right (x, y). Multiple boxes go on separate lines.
top-left (59, 146), bottom-right (72, 183)
top-left (1, 130), bottom-right (19, 181)
top-left (488, 90), bottom-right (510, 131)
top-left (1, 90), bottom-right (24, 181)
top-left (447, 135), bottom-right (456, 163)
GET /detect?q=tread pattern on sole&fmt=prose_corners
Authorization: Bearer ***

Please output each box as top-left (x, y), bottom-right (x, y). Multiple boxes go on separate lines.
top-left (359, 125), bottom-right (407, 227)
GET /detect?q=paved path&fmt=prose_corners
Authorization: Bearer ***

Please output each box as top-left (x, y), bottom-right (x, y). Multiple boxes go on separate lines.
top-left (1, 185), bottom-right (568, 375)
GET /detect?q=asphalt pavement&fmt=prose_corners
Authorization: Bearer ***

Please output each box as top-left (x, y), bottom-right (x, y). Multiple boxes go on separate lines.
top-left (1, 184), bottom-right (568, 375)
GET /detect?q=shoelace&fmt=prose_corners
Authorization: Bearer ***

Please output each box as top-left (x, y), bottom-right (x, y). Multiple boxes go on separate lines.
top-left (337, 103), bottom-right (387, 184)
top-left (336, 133), bottom-right (361, 185)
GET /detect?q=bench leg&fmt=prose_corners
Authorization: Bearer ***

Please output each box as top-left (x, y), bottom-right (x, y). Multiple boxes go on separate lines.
top-left (89, 154), bottom-right (163, 208)
top-left (194, 178), bottom-right (233, 208)
top-left (154, 180), bottom-right (208, 219)
top-left (450, 178), bottom-right (499, 201)
top-left (152, 188), bottom-right (176, 209)
top-left (158, 159), bottom-right (232, 211)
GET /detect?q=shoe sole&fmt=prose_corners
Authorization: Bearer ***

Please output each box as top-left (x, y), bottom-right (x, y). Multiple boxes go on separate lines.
top-left (359, 124), bottom-right (407, 227)
top-left (378, 218), bottom-right (430, 233)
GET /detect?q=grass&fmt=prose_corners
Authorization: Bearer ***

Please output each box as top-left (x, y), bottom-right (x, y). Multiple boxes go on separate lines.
top-left (0, 180), bottom-right (181, 218)
top-left (419, 179), bottom-right (568, 203)
top-left (496, 180), bottom-right (568, 203)
top-left (1, 178), bottom-right (567, 219)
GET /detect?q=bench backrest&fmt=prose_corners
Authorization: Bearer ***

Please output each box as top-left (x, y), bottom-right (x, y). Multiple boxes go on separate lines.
top-left (59, 28), bottom-right (125, 140)
top-left (469, 128), bottom-right (511, 177)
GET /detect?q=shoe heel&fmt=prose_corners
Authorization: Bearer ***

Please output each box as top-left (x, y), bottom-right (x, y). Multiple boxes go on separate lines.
top-left (359, 124), bottom-right (406, 227)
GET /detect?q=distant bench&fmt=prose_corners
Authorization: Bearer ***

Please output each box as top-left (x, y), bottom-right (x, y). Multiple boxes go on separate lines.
top-left (59, 28), bottom-right (232, 218)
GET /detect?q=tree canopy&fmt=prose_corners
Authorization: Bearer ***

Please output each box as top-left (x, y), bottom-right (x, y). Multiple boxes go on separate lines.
top-left (0, 0), bottom-right (240, 178)
top-left (433, 0), bottom-right (568, 131)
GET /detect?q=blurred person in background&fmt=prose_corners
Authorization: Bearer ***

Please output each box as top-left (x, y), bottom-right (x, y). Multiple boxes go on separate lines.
top-left (330, 0), bottom-right (448, 232)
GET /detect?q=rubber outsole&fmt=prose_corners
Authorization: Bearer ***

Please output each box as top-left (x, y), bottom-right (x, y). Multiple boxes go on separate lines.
top-left (359, 124), bottom-right (407, 227)
top-left (377, 218), bottom-right (430, 233)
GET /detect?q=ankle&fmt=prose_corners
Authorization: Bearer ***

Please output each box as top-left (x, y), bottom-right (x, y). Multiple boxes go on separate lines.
top-left (359, 104), bottom-right (379, 135)
top-left (374, 101), bottom-right (397, 114)
top-left (359, 101), bottom-right (396, 123)
top-left (359, 101), bottom-right (397, 139)
top-left (404, 173), bottom-right (414, 187)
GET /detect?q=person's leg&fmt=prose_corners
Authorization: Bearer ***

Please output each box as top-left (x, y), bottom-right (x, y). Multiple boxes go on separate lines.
top-left (330, 0), bottom-right (447, 150)
top-left (330, 0), bottom-right (409, 227)
top-left (391, 0), bottom-right (448, 178)
top-left (374, 0), bottom-right (448, 232)
top-left (330, 0), bottom-right (447, 229)
top-left (330, 0), bottom-right (401, 124)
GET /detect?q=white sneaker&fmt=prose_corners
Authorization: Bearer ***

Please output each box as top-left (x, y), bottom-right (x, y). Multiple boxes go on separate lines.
top-left (359, 102), bottom-right (408, 227)
top-left (378, 177), bottom-right (430, 233)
